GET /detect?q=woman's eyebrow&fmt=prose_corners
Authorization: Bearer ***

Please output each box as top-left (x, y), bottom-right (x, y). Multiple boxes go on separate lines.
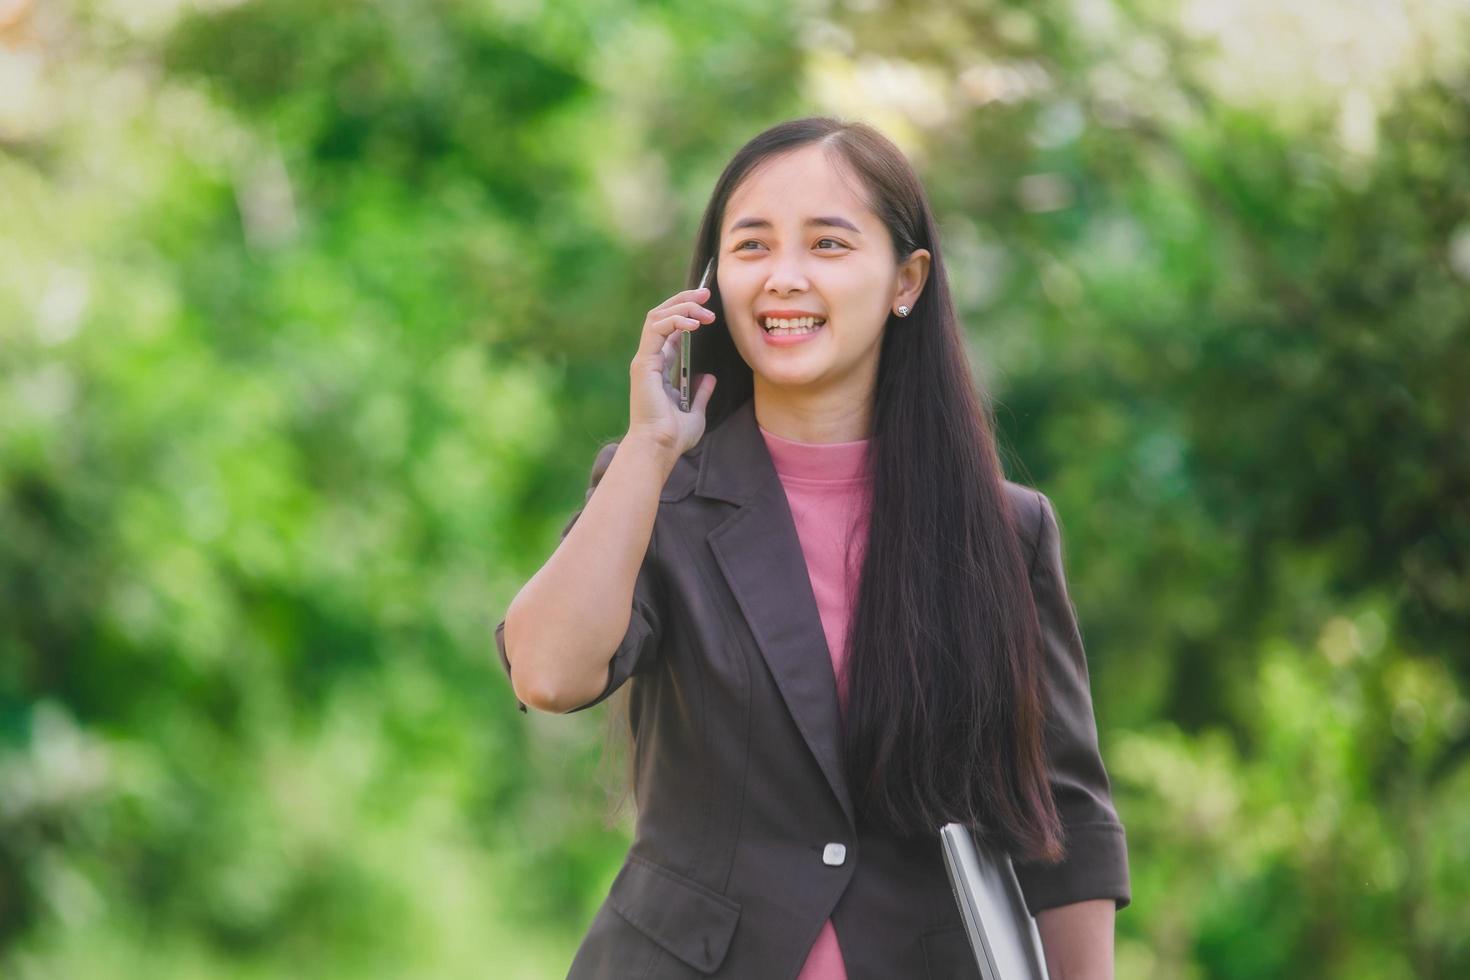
top-left (725, 215), bottom-right (863, 235)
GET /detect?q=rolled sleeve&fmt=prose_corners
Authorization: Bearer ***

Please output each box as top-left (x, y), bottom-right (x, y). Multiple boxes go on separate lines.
top-left (494, 441), bottom-right (666, 714)
top-left (1012, 489), bottom-right (1132, 915)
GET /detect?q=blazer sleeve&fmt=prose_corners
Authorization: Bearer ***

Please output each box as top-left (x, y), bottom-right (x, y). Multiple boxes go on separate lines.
top-left (1011, 489), bottom-right (1133, 915)
top-left (494, 440), bottom-right (666, 715)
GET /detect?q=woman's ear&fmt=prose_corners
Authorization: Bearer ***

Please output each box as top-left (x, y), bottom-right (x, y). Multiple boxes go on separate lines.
top-left (894, 248), bottom-right (931, 314)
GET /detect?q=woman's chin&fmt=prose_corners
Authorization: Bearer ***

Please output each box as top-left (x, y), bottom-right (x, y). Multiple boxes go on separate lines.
top-left (755, 362), bottom-right (831, 389)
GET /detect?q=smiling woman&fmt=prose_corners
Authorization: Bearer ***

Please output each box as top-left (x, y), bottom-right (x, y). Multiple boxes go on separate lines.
top-left (495, 116), bottom-right (1129, 980)
top-left (709, 148), bottom-right (919, 431)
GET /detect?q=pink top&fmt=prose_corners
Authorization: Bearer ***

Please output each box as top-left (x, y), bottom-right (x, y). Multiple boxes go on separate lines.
top-left (758, 422), bottom-right (875, 980)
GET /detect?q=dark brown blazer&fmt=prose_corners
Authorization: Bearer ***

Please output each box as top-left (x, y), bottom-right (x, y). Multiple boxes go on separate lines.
top-left (495, 396), bottom-right (1130, 979)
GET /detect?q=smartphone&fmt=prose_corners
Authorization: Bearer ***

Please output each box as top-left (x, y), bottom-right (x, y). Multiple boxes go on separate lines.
top-left (682, 257), bottom-right (714, 412)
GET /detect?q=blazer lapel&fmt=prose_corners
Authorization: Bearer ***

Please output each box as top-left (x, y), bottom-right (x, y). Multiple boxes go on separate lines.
top-left (697, 397), bottom-right (855, 827)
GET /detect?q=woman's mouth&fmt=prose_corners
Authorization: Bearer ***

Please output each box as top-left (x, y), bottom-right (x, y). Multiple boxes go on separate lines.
top-left (761, 315), bottom-right (826, 345)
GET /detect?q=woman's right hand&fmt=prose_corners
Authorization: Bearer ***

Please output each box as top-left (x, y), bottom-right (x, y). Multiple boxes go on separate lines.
top-left (627, 284), bottom-right (718, 460)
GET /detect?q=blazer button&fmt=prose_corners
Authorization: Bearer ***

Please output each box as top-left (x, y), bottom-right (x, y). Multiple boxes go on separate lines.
top-left (822, 842), bottom-right (847, 866)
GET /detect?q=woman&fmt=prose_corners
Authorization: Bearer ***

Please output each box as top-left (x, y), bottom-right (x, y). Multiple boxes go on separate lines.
top-left (496, 116), bottom-right (1130, 979)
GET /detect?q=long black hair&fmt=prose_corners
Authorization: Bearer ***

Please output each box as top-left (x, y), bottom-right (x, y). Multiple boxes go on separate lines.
top-left (601, 116), bottom-right (1064, 864)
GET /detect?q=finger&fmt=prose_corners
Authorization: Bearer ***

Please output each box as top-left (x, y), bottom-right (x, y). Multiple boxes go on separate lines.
top-left (692, 372), bottom-right (717, 413)
top-left (684, 302), bottom-right (718, 330)
top-left (649, 286), bottom-right (711, 319)
top-left (672, 299), bottom-right (715, 321)
top-left (637, 313), bottom-right (698, 361)
top-left (645, 295), bottom-right (707, 336)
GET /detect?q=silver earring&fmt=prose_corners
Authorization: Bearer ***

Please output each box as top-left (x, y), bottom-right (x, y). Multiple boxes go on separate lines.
top-left (896, 305), bottom-right (910, 317)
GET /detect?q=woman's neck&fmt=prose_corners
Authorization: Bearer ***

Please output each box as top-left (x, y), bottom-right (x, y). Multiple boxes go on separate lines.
top-left (752, 388), bottom-right (873, 444)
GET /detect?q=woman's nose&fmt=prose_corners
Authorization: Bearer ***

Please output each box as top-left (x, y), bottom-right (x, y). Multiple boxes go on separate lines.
top-left (763, 257), bottom-right (813, 294)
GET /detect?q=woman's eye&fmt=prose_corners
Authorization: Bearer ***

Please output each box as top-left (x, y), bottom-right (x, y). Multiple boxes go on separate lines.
top-left (733, 238), bottom-right (847, 251)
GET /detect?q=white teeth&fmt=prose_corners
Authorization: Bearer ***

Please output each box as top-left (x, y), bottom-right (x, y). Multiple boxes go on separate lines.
top-left (762, 316), bottom-right (826, 331)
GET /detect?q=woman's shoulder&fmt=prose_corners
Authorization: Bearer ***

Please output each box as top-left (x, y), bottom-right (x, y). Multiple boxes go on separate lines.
top-left (1001, 479), bottom-right (1048, 570)
top-left (585, 441), bottom-right (1047, 531)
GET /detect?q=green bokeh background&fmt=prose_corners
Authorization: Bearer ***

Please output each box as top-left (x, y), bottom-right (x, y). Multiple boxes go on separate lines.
top-left (2, 1), bottom-right (1467, 976)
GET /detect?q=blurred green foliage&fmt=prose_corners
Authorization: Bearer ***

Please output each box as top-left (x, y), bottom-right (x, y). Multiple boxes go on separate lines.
top-left (1, 0), bottom-right (1466, 977)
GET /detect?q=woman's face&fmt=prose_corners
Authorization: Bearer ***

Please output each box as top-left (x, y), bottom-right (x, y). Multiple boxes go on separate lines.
top-left (717, 145), bottom-right (928, 402)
